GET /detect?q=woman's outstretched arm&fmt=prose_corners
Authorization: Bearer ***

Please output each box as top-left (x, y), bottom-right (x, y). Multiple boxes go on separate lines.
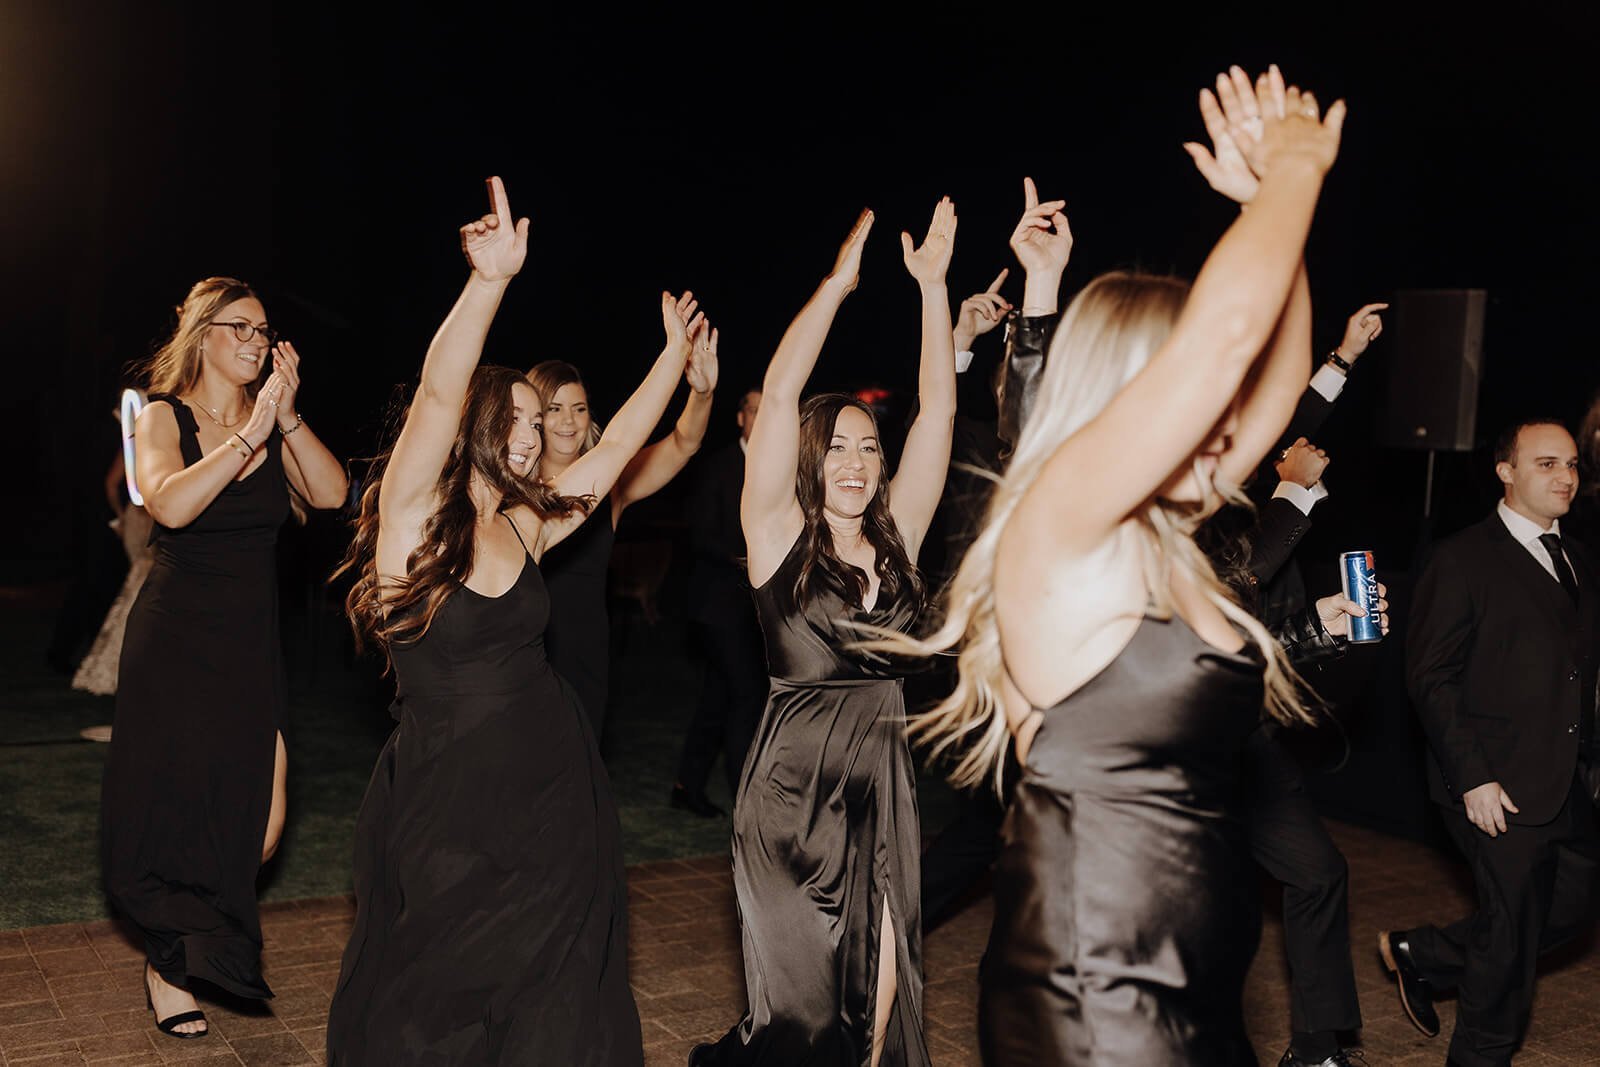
top-left (378, 177), bottom-right (528, 560)
top-left (539, 292), bottom-right (699, 551)
top-left (742, 209), bottom-right (874, 585)
top-left (610, 321), bottom-right (719, 518)
top-left (1004, 67), bottom-right (1345, 564)
top-left (889, 197), bottom-right (959, 560)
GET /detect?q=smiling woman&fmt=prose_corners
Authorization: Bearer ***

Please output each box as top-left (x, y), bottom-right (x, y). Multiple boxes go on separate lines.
top-left (100, 276), bottom-right (348, 1042)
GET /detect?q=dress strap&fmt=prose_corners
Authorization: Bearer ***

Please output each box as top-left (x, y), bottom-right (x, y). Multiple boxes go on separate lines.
top-left (150, 395), bottom-right (204, 466)
top-left (504, 512), bottom-right (533, 557)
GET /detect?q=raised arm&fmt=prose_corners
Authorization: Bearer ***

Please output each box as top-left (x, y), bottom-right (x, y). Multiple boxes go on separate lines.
top-left (742, 209), bottom-right (873, 583)
top-left (539, 292), bottom-right (699, 550)
top-left (265, 340), bottom-right (349, 509)
top-left (889, 196), bottom-right (959, 559)
top-left (1005, 67), bottom-right (1344, 561)
top-left (377, 177), bottom-right (528, 540)
top-left (610, 318), bottom-right (719, 517)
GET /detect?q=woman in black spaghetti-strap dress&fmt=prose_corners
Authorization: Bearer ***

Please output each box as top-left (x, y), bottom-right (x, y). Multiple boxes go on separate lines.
top-left (526, 347), bottom-right (717, 743)
top-left (696, 200), bottom-right (962, 1067)
top-left (104, 278), bottom-right (347, 1036)
top-left (327, 177), bottom-right (704, 1065)
top-left (875, 80), bottom-right (1343, 1064)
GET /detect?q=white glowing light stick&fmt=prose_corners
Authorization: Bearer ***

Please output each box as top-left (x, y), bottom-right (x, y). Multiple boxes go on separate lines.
top-left (120, 389), bottom-right (146, 505)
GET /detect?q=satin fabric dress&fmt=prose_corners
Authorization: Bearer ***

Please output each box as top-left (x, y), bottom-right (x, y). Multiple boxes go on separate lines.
top-left (541, 495), bottom-right (616, 736)
top-left (326, 520), bottom-right (641, 1066)
top-left (101, 397), bottom-right (288, 998)
top-left (980, 614), bottom-right (1263, 1067)
top-left (696, 535), bottom-right (931, 1067)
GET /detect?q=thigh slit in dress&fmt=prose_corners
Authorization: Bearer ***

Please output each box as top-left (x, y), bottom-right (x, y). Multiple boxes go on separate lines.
top-left (696, 535), bottom-right (931, 1067)
top-left (101, 397), bottom-right (289, 998)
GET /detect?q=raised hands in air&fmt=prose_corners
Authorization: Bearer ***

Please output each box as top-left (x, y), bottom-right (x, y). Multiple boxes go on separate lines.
top-left (827, 209), bottom-right (875, 295)
top-left (686, 313), bottom-right (720, 395)
top-left (901, 196), bottom-right (958, 286)
top-left (1187, 65), bottom-right (1347, 201)
top-left (1337, 302), bottom-right (1389, 363)
top-left (1009, 178), bottom-right (1072, 279)
top-left (459, 175), bottom-right (530, 282)
top-left (954, 269), bottom-right (1011, 353)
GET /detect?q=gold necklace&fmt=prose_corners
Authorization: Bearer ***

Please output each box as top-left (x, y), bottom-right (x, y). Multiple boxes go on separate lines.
top-left (185, 395), bottom-right (244, 429)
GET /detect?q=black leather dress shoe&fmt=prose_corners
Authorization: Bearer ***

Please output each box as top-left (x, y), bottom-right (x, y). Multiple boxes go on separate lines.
top-left (1378, 929), bottom-right (1440, 1037)
top-left (670, 785), bottom-right (725, 818)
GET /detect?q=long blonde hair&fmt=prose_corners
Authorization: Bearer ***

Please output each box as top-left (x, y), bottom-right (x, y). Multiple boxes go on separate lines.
top-left (142, 277), bottom-right (258, 397)
top-left (890, 271), bottom-right (1312, 792)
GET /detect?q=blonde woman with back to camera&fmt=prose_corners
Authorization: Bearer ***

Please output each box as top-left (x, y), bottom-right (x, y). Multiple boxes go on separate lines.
top-left (884, 66), bottom-right (1346, 1065)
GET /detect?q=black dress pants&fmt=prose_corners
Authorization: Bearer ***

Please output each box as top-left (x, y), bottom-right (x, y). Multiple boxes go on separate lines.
top-left (1245, 727), bottom-right (1363, 1036)
top-left (675, 616), bottom-right (768, 796)
top-left (1406, 779), bottom-right (1600, 1067)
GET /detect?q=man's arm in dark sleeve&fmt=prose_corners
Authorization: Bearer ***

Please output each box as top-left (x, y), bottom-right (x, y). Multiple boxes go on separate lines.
top-left (1246, 496), bottom-right (1313, 587)
top-left (1406, 542), bottom-right (1493, 799)
top-left (998, 311), bottom-right (1059, 453)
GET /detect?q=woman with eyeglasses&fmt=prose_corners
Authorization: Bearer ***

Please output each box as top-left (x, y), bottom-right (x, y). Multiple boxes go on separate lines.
top-left (101, 277), bottom-right (347, 1040)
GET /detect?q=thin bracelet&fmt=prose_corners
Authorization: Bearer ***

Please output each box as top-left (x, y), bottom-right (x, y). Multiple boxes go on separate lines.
top-left (279, 413), bottom-right (305, 437)
top-left (1327, 349), bottom-right (1353, 373)
top-left (227, 433), bottom-right (253, 459)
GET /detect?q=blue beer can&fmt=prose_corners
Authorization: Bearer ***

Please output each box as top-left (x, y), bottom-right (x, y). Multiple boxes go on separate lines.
top-left (1339, 550), bottom-right (1382, 644)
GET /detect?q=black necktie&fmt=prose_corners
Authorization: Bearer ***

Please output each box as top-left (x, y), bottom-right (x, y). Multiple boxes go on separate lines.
top-left (1538, 532), bottom-right (1580, 605)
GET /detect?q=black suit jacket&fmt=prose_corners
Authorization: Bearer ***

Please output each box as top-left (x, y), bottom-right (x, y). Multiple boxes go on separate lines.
top-left (1407, 512), bottom-right (1600, 824)
top-left (687, 441), bottom-right (754, 625)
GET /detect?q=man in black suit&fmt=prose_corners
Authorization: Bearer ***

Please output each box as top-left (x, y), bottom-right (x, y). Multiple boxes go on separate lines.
top-left (1382, 418), bottom-right (1600, 1067)
top-left (672, 389), bottom-right (767, 817)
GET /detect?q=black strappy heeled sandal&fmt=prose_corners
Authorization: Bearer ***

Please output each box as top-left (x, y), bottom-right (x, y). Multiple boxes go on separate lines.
top-left (143, 963), bottom-right (208, 1040)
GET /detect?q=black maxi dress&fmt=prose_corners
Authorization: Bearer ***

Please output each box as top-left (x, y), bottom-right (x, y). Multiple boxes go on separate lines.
top-left (326, 517), bottom-right (641, 1066)
top-left (101, 396), bottom-right (288, 999)
top-left (695, 535), bottom-right (931, 1067)
top-left (980, 614), bottom-right (1264, 1067)
top-left (542, 495), bottom-right (615, 736)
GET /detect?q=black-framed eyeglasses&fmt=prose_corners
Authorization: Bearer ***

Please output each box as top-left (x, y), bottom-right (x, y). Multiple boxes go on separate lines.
top-left (211, 321), bottom-right (279, 345)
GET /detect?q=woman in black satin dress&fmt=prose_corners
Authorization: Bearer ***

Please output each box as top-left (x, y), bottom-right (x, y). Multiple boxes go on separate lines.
top-left (693, 198), bottom-right (961, 1067)
top-left (525, 326), bottom-right (717, 744)
top-left (327, 177), bottom-right (703, 1065)
top-left (883, 69), bottom-right (1348, 1064)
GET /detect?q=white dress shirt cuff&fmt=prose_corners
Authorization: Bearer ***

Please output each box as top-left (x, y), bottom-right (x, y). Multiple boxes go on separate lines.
top-left (1272, 479), bottom-right (1328, 516)
top-left (1309, 363), bottom-right (1347, 402)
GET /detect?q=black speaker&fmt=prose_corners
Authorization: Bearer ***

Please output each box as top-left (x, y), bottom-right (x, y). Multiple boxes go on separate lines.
top-left (1379, 288), bottom-right (1486, 451)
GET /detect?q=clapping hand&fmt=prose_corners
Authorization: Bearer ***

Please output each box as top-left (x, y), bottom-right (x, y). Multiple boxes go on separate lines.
top-left (270, 341), bottom-right (303, 429)
top-left (1009, 178), bottom-right (1072, 278)
top-left (901, 196), bottom-right (958, 287)
top-left (827, 209), bottom-right (875, 296)
top-left (460, 176), bottom-right (530, 282)
top-left (685, 318), bottom-right (719, 395)
top-left (1338, 303), bottom-right (1389, 363)
top-left (1222, 65), bottom-right (1346, 181)
top-left (954, 269), bottom-right (1011, 353)
top-left (1186, 67), bottom-right (1264, 203)
top-left (661, 290), bottom-right (704, 352)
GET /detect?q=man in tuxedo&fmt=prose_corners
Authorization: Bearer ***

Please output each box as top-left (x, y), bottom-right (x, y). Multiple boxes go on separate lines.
top-left (671, 389), bottom-right (767, 817)
top-left (1382, 418), bottom-right (1600, 1067)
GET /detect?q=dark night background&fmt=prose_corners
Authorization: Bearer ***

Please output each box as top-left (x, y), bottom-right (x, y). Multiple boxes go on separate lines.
top-left (4, 5), bottom-right (1596, 819)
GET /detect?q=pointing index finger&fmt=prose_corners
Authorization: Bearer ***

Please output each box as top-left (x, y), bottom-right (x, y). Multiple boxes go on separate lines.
top-left (986, 268), bottom-right (1009, 294)
top-left (486, 175), bottom-right (512, 227)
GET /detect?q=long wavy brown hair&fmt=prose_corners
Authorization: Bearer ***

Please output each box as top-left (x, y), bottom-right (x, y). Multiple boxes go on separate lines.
top-left (141, 277), bottom-right (260, 396)
top-left (790, 393), bottom-right (923, 612)
top-left (336, 365), bottom-right (592, 662)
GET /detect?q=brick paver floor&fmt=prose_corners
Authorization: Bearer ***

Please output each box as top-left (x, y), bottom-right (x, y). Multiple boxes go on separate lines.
top-left (4, 821), bottom-right (1599, 1065)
